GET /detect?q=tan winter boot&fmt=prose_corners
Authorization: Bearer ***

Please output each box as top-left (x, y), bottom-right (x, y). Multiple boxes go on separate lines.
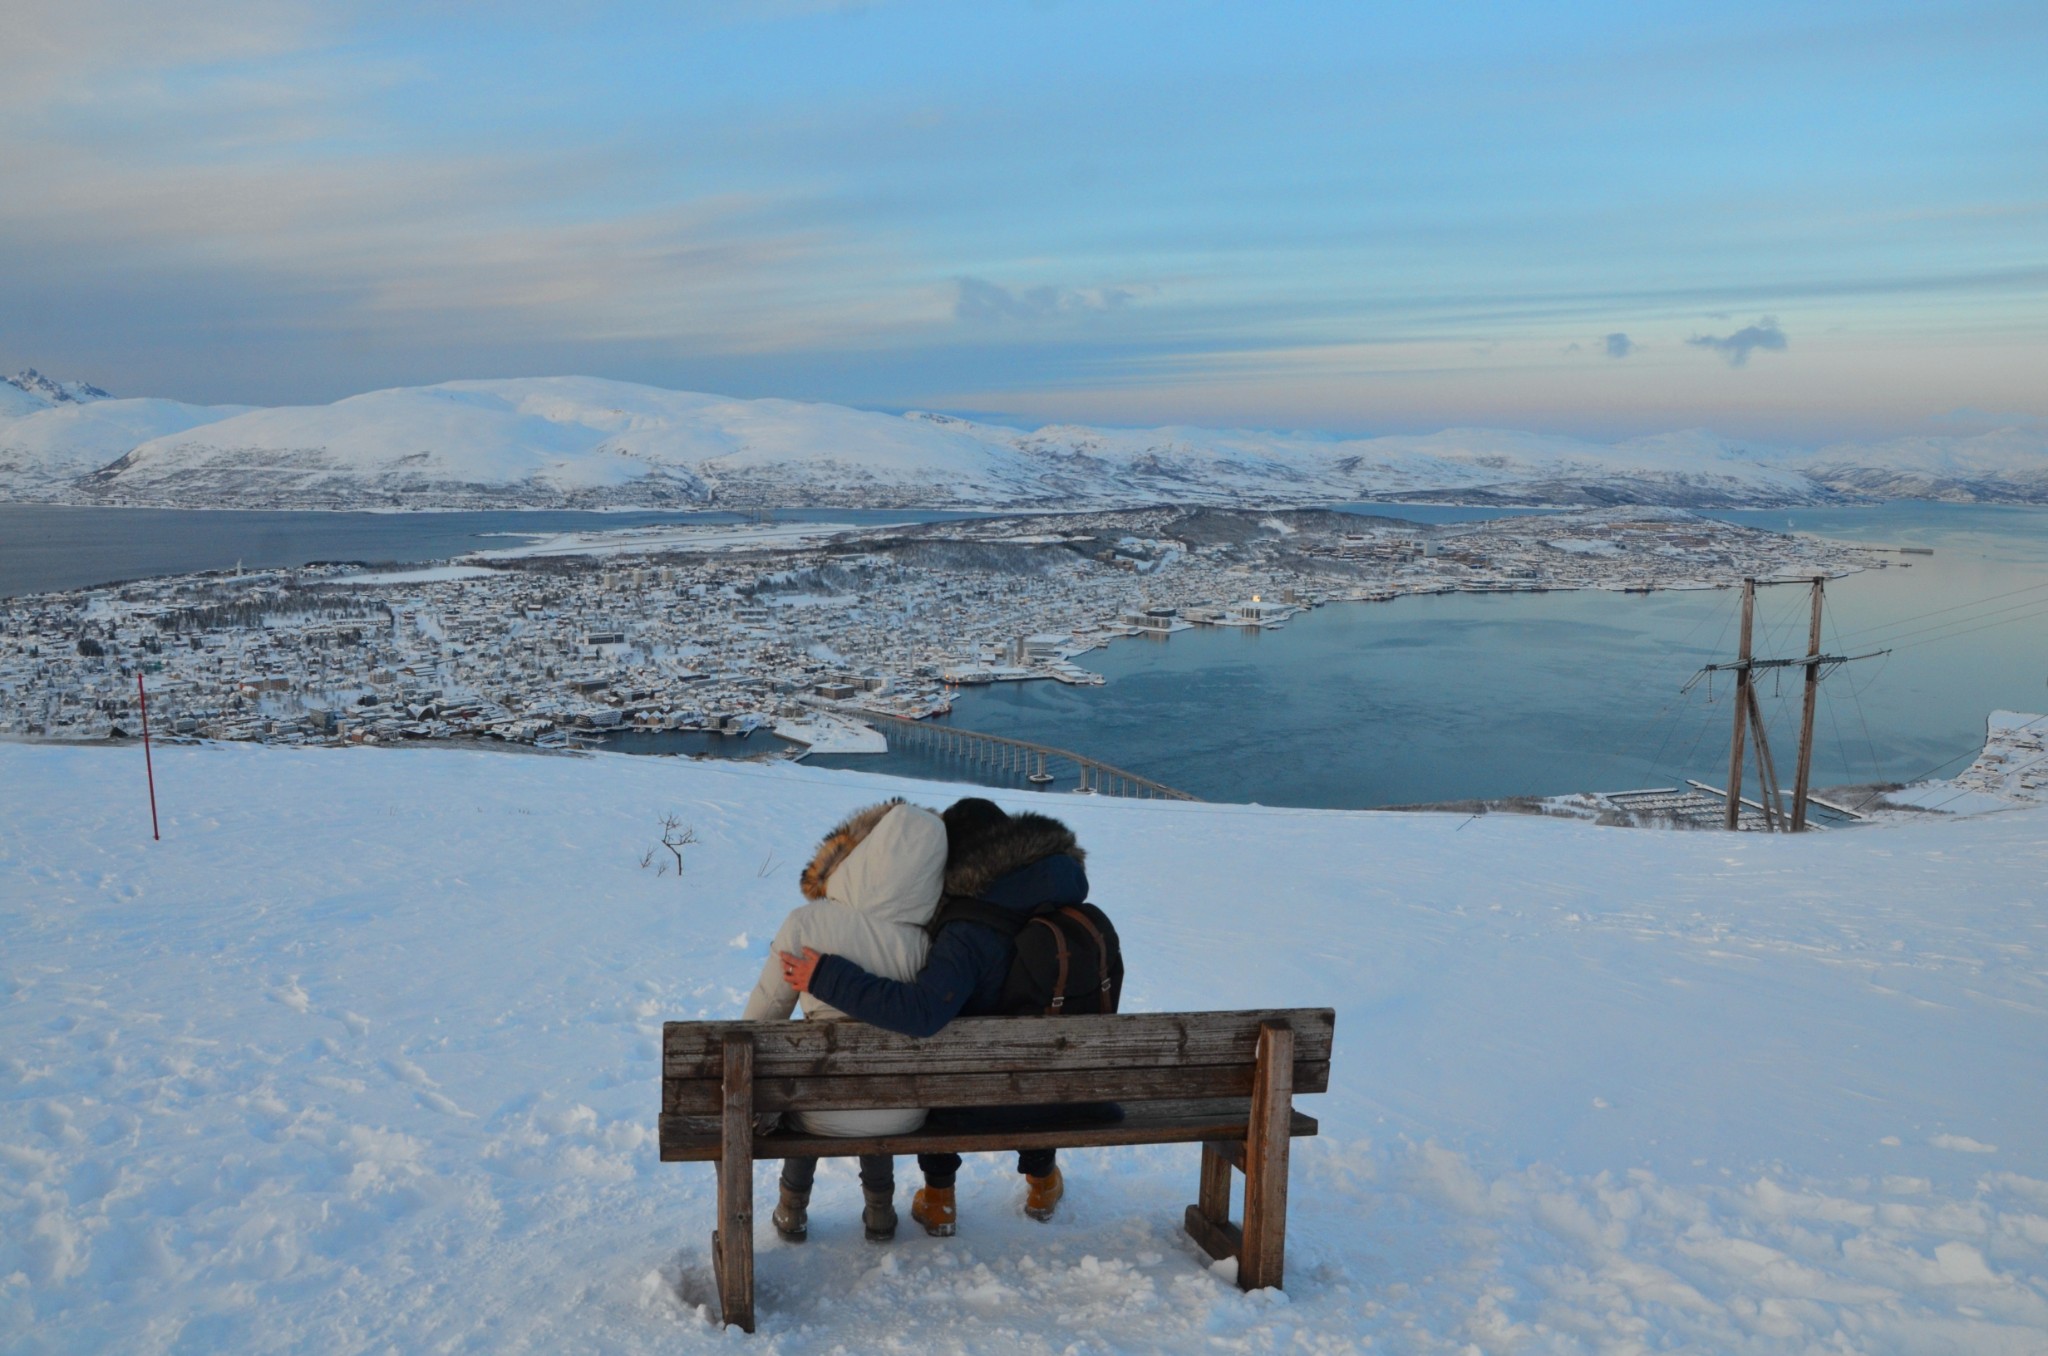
top-left (1024, 1167), bottom-right (1064, 1222)
top-left (862, 1186), bottom-right (898, 1243)
top-left (771, 1184), bottom-right (809, 1242)
top-left (910, 1185), bottom-right (956, 1237)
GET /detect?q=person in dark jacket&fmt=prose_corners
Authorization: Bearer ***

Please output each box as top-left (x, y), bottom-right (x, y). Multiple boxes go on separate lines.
top-left (779, 797), bottom-right (1085, 1234)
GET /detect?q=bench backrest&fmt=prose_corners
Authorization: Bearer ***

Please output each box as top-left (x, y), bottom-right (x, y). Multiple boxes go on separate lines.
top-left (661, 1007), bottom-right (1334, 1120)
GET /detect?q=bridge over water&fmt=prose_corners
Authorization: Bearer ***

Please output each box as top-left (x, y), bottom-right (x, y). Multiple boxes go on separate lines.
top-left (857, 711), bottom-right (1199, 801)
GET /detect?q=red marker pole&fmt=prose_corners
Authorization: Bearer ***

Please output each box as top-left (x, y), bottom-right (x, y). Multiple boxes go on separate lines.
top-left (137, 672), bottom-right (160, 841)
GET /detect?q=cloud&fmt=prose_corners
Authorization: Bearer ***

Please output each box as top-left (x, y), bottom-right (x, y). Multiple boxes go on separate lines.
top-left (1687, 317), bottom-right (1787, 367)
top-left (0, 0), bottom-right (339, 113)
top-left (954, 277), bottom-right (1136, 325)
top-left (1604, 332), bottom-right (1633, 359)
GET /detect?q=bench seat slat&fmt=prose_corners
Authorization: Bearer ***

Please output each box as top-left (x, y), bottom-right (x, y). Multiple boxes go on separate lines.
top-left (659, 1099), bottom-right (1320, 1163)
top-left (663, 1008), bottom-right (1334, 1080)
top-left (663, 1059), bottom-right (1330, 1114)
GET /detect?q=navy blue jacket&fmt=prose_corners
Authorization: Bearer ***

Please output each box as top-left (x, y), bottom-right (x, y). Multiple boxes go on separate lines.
top-left (809, 854), bottom-right (1089, 1038)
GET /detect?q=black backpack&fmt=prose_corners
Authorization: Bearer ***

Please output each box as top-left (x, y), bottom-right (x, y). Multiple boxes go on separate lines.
top-left (935, 896), bottom-right (1124, 1016)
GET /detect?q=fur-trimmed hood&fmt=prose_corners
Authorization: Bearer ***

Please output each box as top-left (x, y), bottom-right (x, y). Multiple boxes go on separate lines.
top-left (797, 799), bottom-right (948, 929)
top-left (943, 811), bottom-right (1085, 900)
top-left (800, 798), bottom-right (899, 900)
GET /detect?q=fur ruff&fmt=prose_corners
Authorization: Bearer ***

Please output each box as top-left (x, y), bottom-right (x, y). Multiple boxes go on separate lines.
top-left (799, 798), bottom-right (907, 900)
top-left (942, 811), bottom-right (1085, 900)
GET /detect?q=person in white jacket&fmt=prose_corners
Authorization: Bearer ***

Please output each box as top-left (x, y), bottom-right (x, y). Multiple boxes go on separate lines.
top-left (743, 798), bottom-right (947, 1244)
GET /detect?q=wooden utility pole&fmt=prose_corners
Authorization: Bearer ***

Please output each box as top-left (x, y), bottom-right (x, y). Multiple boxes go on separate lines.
top-left (138, 672), bottom-right (160, 841)
top-left (1689, 575), bottom-right (1886, 833)
top-left (1790, 577), bottom-right (1826, 831)
top-left (1723, 579), bottom-right (1756, 830)
top-left (1744, 682), bottom-right (1783, 829)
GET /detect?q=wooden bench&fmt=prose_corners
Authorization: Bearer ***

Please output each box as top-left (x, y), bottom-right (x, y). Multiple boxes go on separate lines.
top-left (660, 1006), bottom-right (1335, 1332)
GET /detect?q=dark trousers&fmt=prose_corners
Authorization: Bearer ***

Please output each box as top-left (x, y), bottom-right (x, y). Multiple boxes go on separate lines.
top-left (918, 1147), bottom-right (1054, 1190)
top-left (780, 1154), bottom-right (894, 1195)
top-left (914, 1101), bottom-right (1119, 1188)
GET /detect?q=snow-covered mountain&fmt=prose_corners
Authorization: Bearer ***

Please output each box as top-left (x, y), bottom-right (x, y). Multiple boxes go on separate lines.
top-left (51, 375), bottom-right (1821, 510)
top-left (2, 368), bottom-right (112, 407)
top-left (4, 371), bottom-right (2045, 509)
top-left (1800, 427), bottom-right (2048, 503)
top-left (0, 370), bottom-right (251, 496)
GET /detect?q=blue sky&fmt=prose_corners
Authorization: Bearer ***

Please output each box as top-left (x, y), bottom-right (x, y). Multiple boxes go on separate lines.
top-left (2, 0), bottom-right (2042, 442)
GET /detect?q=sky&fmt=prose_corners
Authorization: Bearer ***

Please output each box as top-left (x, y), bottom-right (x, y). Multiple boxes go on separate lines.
top-left (2, 0), bottom-right (2043, 443)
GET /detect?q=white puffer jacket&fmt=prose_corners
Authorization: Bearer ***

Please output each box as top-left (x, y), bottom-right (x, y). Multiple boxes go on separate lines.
top-left (742, 800), bottom-right (947, 1136)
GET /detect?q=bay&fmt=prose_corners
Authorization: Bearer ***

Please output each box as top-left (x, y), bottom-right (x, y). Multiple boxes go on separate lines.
top-left (9, 499), bottom-right (2043, 808)
top-left (810, 503), bottom-right (2048, 808)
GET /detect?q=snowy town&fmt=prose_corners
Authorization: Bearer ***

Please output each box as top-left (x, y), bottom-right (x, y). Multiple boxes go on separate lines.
top-left (1, 506), bottom-right (1881, 752)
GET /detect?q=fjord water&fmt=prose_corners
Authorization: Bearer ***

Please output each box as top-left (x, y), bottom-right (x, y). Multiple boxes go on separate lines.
top-left (0, 504), bottom-right (973, 598)
top-left (8, 499), bottom-right (2043, 809)
top-left (818, 503), bottom-right (2048, 808)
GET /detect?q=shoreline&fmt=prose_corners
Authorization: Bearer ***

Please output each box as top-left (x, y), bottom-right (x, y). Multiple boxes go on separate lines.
top-left (2, 504), bottom-right (2013, 805)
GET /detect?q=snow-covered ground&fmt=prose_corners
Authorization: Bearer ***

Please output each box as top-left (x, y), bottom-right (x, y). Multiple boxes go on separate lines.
top-left (327, 566), bottom-right (505, 586)
top-left (3, 741), bottom-right (2045, 1353)
top-left (773, 714), bottom-right (888, 756)
top-left (467, 520), bottom-right (864, 561)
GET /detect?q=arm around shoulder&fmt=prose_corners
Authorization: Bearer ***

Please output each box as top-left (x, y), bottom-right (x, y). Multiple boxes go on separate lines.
top-left (808, 923), bottom-right (986, 1038)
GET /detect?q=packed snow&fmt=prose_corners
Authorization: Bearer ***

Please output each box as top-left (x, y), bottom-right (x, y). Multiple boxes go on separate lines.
top-left (3, 740), bottom-right (2044, 1353)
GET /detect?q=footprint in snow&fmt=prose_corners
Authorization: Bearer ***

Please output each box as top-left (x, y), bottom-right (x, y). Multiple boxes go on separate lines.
top-left (269, 977), bottom-right (312, 1013)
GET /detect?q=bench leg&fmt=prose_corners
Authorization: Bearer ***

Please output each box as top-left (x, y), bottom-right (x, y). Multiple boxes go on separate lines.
top-left (1198, 1139), bottom-right (1233, 1225)
top-left (1238, 1021), bottom-right (1294, 1291)
top-left (1184, 1139), bottom-right (1244, 1264)
top-left (715, 1033), bottom-right (756, 1332)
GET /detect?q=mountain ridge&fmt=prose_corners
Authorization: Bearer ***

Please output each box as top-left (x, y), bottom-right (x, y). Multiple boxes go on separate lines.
top-left (3, 371), bottom-right (2044, 509)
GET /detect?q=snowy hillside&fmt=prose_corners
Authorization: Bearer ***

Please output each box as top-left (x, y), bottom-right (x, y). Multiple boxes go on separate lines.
top-left (4, 741), bottom-right (2045, 1352)
top-left (2, 369), bottom-right (111, 408)
top-left (3, 372), bottom-right (1827, 511)
top-left (1801, 427), bottom-right (2048, 503)
top-left (5, 368), bottom-right (2047, 510)
top-left (0, 370), bottom-right (248, 497)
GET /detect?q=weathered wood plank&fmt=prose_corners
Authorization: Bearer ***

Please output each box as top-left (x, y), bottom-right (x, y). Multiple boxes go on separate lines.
top-left (660, 1102), bottom-right (1320, 1163)
top-left (663, 1008), bottom-right (1335, 1079)
top-left (663, 1059), bottom-right (1330, 1115)
top-left (715, 1034), bottom-right (755, 1333)
top-left (1237, 1023), bottom-right (1294, 1292)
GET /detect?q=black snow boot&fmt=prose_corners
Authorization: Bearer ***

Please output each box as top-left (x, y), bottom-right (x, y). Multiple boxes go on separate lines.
top-left (772, 1184), bottom-right (809, 1242)
top-left (862, 1186), bottom-right (898, 1242)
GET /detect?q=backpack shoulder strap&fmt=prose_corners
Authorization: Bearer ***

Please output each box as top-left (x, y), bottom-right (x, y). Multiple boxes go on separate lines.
top-left (1031, 914), bottom-right (1073, 1014)
top-left (1057, 905), bottom-right (1115, 999)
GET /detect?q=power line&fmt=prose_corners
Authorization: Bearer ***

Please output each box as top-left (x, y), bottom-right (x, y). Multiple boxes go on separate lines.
top-left (1884, 598), bottom-right (2048, 654)
top-left (1832, 577), bottom-right (2048, 644)
top-left (1824, 595), bottom-right (1889, 791)
top-left (1848, 593), bottom-right (2048, 650)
